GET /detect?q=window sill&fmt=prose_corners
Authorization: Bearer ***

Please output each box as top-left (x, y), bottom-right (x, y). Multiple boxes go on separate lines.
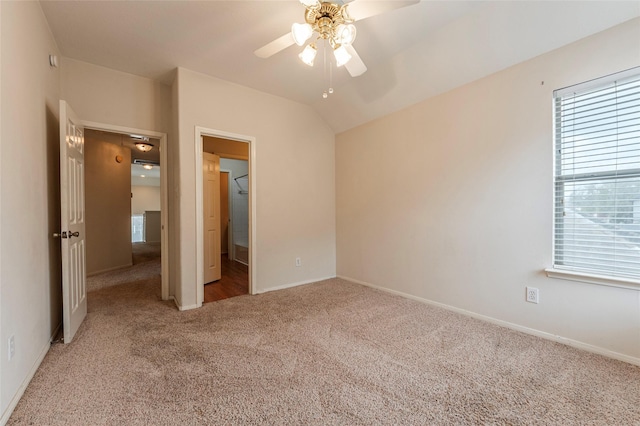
top-left (544, 268), bottom-right (640, 291)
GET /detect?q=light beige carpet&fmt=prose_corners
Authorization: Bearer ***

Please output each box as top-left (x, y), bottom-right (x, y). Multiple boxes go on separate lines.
top-left (86, 242), bottom-right (160, 292)
top-left (8, 277), bottom-right (640, 425)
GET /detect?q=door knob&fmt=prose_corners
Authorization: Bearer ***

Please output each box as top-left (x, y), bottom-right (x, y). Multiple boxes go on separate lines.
top-left (69, 231), bottom-right (80, 238)
top-left (53, 232), bottom-right (68, 239)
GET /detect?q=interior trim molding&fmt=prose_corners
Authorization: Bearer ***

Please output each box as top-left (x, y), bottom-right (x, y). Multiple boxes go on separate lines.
top-left (255, 275), bottom-right (337, 294)
top-left (87, 262), bottom-right (133, 277)
top-left (194, 126), bottom-right (257, 305)
top-left (338, 275), bottom-right (640, 367)
top-left (545, 268), bottom-right (640, 291)
top-left (177, 302), bottom-right (200, 312)
top-left (169, 296), bottom-right (180, 311)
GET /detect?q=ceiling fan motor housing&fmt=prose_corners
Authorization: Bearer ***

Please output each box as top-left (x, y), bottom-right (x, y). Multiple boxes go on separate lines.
top-left (304, 2), bottom-right (353, 46)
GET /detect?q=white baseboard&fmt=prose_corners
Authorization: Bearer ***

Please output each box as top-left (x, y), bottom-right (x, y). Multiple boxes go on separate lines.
top-left (50, 323), bottom-right (62, 344)
top-left (88, 262), bottom-right (133, 277)
top-left (167, 297), bottom-right (198, 312)
top-left (338, 275), bottom-right (640, 367)
top-left (168, 296), bottom-right (179, 310)
top-left (177, 300), bottom-right (199, 311)
top-left (0, 324), bottom-right (61, 425)
top-left (255, 275), bottom-right (337, 294)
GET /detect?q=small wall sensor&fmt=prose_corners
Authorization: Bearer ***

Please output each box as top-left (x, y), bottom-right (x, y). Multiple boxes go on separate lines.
top-left (49, 55), bottom-right (58, 68)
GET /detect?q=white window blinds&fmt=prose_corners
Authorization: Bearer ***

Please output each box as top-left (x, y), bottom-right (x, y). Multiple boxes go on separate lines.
top-left (553, 67), bottom-right (640, 280)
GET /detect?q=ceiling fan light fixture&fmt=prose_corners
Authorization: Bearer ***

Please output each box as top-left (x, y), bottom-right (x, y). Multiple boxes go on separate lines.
top-left (333, 45), bottom-right (352, 67)
top-left (291, 22), bottom-right (313, 46)
top-left (335, 24), bottom-right (357, 46)
top-left (134, 142), bottom-right (154, 152)
top-left (299, 43), bottom-right (318, 66)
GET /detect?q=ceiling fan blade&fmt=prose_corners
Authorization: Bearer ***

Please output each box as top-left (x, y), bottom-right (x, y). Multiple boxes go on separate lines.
top-left (346, 0), bottom-right (419, 22)
top-left (254, 33), bottom-right (295, 59)
top-left (344, 45), bottom-right (367, 77)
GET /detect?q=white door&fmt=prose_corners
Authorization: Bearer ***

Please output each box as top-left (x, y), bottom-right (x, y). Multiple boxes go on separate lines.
top-left (203, 152), bottom-right (222, 283)
top-left (59, 100), bottom-right (87, 343)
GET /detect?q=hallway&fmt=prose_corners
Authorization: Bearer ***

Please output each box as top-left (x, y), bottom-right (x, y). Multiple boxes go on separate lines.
top-left (87, 242), bottom-right (161, 292)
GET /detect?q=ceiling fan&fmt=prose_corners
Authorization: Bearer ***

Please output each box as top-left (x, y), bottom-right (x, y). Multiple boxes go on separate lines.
top-left (255, 0), bottom-right (419, 86)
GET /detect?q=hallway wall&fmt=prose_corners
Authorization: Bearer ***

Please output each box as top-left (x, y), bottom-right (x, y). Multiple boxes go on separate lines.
top-left (84, 135), bottom-right (132, 275)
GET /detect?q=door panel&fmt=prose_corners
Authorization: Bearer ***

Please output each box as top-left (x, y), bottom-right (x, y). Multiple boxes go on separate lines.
top-left (203, 153), bottom-right (221, 283)
top-left (207, 230), bottom-right (217, 268)
top-left (60, 100), bottom-right (87, 343)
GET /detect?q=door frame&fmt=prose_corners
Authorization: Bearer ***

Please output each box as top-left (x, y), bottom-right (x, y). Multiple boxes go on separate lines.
top-left (83, 121), bottom-right (169, 300)
top-left (195, 126), bottom-right (256, 304)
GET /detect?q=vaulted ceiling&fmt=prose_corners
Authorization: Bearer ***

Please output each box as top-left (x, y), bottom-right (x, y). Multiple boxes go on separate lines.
top-left (40, 1), bottom-right (640, 133)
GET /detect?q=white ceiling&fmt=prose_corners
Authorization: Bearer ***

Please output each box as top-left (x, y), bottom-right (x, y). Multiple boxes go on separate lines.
top-left (132, 164), bottom-right (161, 180)
top-left (40, 1), bottom-right (640, 133)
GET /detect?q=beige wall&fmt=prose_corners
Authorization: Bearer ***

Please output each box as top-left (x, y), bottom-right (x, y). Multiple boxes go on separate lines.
top-left (175, 68), bottom-right (336, 308)
top-left (132, 185), bottom-right (161, 215)
top-left (144, 211), bottom-right (161, 243)
top-left (0, 1), bottom-right (62, 420)
top-left (60, 58), bottom-right (171, 133)
top-left (336, 18), bottom-right (640, 363)
top-left (85, 137), bottom-right (132, 275)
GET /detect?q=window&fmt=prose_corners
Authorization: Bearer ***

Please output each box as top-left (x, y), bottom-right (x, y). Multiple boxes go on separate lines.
top-left (132, 214), bottom-right (144, 243)
top-left (553, 67), bottom-right (640, 281)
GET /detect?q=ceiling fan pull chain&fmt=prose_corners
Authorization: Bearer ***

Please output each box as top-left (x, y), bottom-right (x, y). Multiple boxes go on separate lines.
top-left (323, 39), bottom-right (329, 99)
top-left (329, 54), bottom-right (334, 95)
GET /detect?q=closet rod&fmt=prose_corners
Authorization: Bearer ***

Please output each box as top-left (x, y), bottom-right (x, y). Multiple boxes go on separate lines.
top-left (234, 173), bottom-right (248, 181)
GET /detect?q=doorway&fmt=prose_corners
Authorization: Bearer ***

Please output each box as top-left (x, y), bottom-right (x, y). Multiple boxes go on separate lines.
top-left (195, 126), bottom-right (256, 306)
top-left (201, 139), bottom-right (250, 302)
top-left (82, 125), bottom-right (168, 300)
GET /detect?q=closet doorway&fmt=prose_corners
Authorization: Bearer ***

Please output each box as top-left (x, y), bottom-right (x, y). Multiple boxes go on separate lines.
top-left (201, 135), bottom-right (250, 303)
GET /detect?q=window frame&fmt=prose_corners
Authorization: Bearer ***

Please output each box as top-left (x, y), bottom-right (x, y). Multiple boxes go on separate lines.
top-left (547, 67), bottom-right (640, 290)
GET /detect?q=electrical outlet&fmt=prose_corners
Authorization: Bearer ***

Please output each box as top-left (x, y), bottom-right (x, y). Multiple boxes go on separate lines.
top-left (295, 257), bottom-right (301, 267)
top-left (526, 287), bottom-right (539, 304)
top-left (8, 335), bottom-right (15, 361)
